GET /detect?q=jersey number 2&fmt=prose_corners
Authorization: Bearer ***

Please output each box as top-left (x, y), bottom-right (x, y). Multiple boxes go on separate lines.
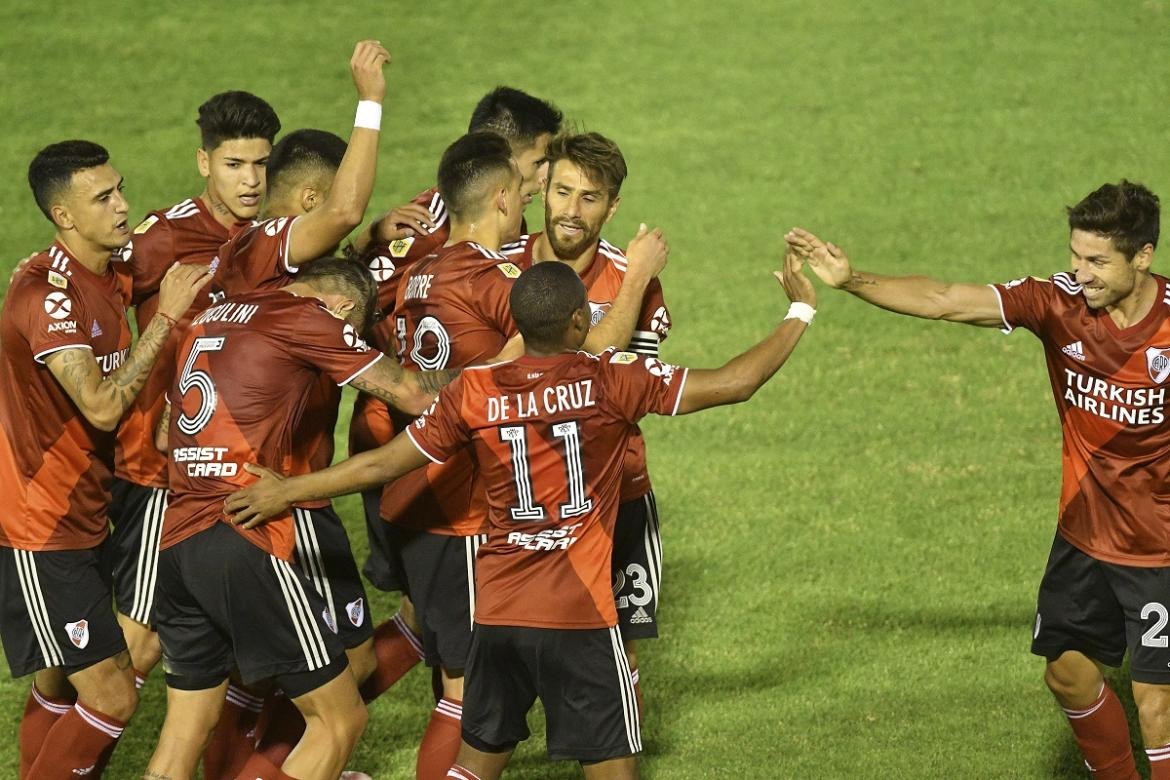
top-left (177, 336), bottom-right (225, 435)
top-left (498, 421), bottom-right (593, 522)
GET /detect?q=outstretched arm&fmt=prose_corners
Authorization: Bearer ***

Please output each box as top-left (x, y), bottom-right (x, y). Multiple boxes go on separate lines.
top-left (287, 40), bottom-right (390, 265)
top-left (785, 228), bottom-right (1004, 328)
top-left (224, 435), bottom-right (430, 528)
top-left (676, 248), bottom-right (814, 414)
top-left (349, 355), bottom-right (457, 416)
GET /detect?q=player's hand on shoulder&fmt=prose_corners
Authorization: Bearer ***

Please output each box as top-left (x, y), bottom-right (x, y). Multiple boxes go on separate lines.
top-left (378, 202), bottom-right (435, 241)
top-left (785, 228), bottom-right (852, 289)
top-left (624, 223), bottom-right (669, 280)
top-left (157, 262), bottom-right (214, 321)
top-left (8, 252), bottom-right (36, 287)
top-left (776, 244), bottom-right (816, 307)
top-left (224, 463), bottom-right (290, 529)
top-left (350, 40), bottom-right (391, 103)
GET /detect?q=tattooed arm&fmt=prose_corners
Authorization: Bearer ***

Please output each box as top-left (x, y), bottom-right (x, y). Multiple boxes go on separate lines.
top-left (45, 263), bottom-right (212, 432)
top-left (154, 401), bottom-right (172, 454)
top-left (350, 355), bottom-right (457, 416)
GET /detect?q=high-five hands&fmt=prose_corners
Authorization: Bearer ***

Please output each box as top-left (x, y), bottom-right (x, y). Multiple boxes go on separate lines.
top-left (776, 244), bottom-right (816, 308)
top-left (785, 228), bottom-right (853, 289)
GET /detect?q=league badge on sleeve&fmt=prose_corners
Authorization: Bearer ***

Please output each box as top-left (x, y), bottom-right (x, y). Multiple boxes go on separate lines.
top-left (388, 237), bottom-right (414, 258)
top-left (496, 262), bottom-right (522, 279)
top-left (132, 215), bottom-right (159, 235)
top-left (609, 351), bottom-right (638, 365)
top-left (1146, 346), bottom-right (1170, 384)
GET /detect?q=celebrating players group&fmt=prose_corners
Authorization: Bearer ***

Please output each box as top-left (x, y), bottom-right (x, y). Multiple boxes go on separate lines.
top-left (3, 38), bottom-right (1169, 780)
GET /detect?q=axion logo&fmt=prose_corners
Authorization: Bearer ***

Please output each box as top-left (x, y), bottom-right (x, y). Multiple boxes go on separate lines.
top-left (643, 357), bottom-right (676, 383)
top-left (263, 217), bottom-right (289, 237)
top-left (1147, 346), bottom-right (1170, 384)
top-left (44, 292), bottom-right (72, 320)
top-left (650, 306), bottom-right (671, 337)
top-left (342, 324), bottom-right (369, 351)
top-left (368, 255), bottom-right (396, 282)
top-left (64, 619), bottom-right (90, 649)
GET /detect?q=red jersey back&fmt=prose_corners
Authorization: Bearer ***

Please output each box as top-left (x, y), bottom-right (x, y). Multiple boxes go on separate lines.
top-left (0, 244), bottom-right (132, 550)
top-left (379, 241), bottom-right (520, 536)
top-left (115, 198), bottom-right (227, 488)
top-left (993, 272), bottom-right (1170, 565)
top-left (163, 290), bottom-right (382, 560)
top-left (501, 233), bottom-right (672, 501)
top-left (406, 349), bottom-right (688, 628)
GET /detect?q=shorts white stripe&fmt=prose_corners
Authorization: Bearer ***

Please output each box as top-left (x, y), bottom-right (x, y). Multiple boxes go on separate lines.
top-left (642, 493), bottom-right (662, 611)
top-left (14, 550), bottom-right (64, 667)
top-left (464, 535), bottom-right (485, 629)
top-left (75, 703), bottom-right (124, 738)
top-left (269, 557), bottom-right (329, 670)
top-left (293, 509), bottom-right (336, 628)
top-left (608, 626), bottom-right (641, 753)
top-left (130, 487), bottom-right (167, 624)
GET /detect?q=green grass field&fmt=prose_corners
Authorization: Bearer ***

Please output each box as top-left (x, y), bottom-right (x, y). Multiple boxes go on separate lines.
top-left (3, 0), bottom-right (1170, 776)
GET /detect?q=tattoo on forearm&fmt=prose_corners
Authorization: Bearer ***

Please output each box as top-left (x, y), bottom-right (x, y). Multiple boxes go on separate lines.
top-left (844, 272), bottom-right (876, 291)
top-left (416, 368), bottom-right (458, 394)
top-left (351, 373), bottom-right (400, 408)
top-left (143, 772), bottom-right (175, 779)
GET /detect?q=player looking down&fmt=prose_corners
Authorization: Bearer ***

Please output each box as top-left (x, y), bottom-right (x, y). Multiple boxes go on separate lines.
top-left (225, 250), bottom-right (816, 779)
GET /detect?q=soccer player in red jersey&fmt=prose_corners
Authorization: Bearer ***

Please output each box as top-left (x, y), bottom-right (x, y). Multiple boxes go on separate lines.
top-left (226, 252), bottom-right (817, 779)
top-left (787, 181), bottom-right (1170, 779)
top-left (500, 133), bottom-right (672, 713)
top-left (109, 90), bottom-right (279, 706)
top-left (0, 141), bottom-right (211, 778)
top-left (144, 258), bottom-right (448, 780)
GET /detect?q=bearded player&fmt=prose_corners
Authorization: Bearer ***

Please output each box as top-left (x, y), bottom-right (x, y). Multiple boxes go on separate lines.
top-left (226, 251), bottom-right (817, 779)
top-left (788, 181), bottom-right (1170, 780)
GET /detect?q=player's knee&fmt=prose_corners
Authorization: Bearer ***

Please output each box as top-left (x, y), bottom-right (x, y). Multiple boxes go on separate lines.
top-left (1134, 684), bottom-right (1170, 741)
top-left (1043, 656), bottom-right (1099, 705)
top-left (83, 675), bottom-right (139, 721)
top-left (309, 697), bottom-right (367, 752)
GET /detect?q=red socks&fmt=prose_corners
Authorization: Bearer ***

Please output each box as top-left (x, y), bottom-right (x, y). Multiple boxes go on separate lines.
top-left (202, 683), bottom-right (265, 779)
top-left (1062, 683), bottom-right (1138, 780)
top-left (25, 702), bottom-right (126, 779)
top-left (1148, 744), bottom-right (1170, 779)
top-left (237, 751), bottom-right (297, 780)
top-left (417, 698), bottom-right (463, 780)
top-left (133, 667), bottom-right (148, 690)
top-left (446, 766), bottom-right (481, 780)
top-left (19, 684), bottom-right (73, 777)
top-left (359, 612), bottom-right (425, 703)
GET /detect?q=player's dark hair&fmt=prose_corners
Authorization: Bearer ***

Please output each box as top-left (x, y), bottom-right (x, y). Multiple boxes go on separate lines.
top-left (546, 132), bottom-right (627, 201)
top-left (196, 91), bottom-right (281, 151)
top-left (27, 140), bottom-right (110, 222)
top-left (437, 132), bottom-right (516, 219)
top-left (468, 87), bottom-right (562, 150)
top-left (1068, 181), bottom-right (1160, 259)
top-left (297, 256), bottom-right (378, 333)
top-left (266, 129), bottom-right (347, 198)
top-left (510, 261), bottom-right (588, 348)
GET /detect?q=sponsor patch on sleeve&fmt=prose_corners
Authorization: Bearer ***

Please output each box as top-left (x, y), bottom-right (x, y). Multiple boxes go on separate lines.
top-left (609, 351), bottom-right (638, 365)
top-left (496, 262), bottom-right (522, 279)
top-left (133, 215), bottom-right (159, 234)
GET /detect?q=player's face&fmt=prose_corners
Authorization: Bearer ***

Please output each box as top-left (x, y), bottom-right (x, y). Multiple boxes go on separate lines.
top-left (56, 164), bottom-right (131, 251)
top-left (199, 138), bottom-right (270, 221)
top-left (543, 160), bottom-right (618, 260)
top-left (1070, 229), bottom-right (1142, 310)
top-left (513, 133), bottom-right (552, 205)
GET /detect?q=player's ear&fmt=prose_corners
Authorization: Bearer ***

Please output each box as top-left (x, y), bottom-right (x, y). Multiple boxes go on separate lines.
top-left (196, 147), bottom-right (211, 179)
top-left (1133, 243), bottom-right (1155, 272)
top-left (604, 195), bottom-right (621, 224)
top-left (50, 203), bottom-right (74, 232)
top-left (301, 186), bottom-right (320, 214)
top-left (496, 186), bottom-right (509, 216)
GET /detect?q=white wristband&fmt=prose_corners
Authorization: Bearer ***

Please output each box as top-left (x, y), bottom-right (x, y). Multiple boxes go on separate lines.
top-left (784, 302), bottom-right (816, 324)
top-left (354, 100), bottom-right (382, 130)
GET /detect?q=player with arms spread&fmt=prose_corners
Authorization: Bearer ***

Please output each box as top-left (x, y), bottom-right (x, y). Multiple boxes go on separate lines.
top-left (0, 141), bottom-right (210, 778)
top-left (144, 259), bottom-right (448, 780)
top-left (227, 251), bottom-right (817, 779)
top-left (788, 181), bottom-right (1170, 779)
top-left (109, 90), bottom-right (280, 704)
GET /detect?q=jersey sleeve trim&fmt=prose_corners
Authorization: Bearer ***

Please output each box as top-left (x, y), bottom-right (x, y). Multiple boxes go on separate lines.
top-left (404, 426), bottom-right (445, 465)
top-left (337, 352), bottom-right (383, 386)
top-left (987, 284), bottom-right (1013, 334)
top-left (669, 367), bottom-right (690, 416)
top-left (282, 217), bottom-right (301, 274)
top-left (33, 343), bottom-right (93, 364)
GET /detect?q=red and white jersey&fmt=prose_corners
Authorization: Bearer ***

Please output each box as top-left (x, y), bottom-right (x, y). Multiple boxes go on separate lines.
top-left (501, 233), bottom-right (672, 501)
top-left (115, 197), bottom-right (227, 488)
top-left (379, 241), bottom-right (521, 536)
top-left (163, 290), bottom-right (382, 560)
top-left (992, 272), bottom-right (1170, 566)
top-left (407, 348), bottom-right (688, 629)
top-left (0, 243), bottom-right (132, 550)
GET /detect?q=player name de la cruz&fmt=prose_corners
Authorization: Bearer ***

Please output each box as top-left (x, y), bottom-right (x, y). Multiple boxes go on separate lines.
top-left (486, 378), bottom-right (596, 422)
top-left (1062, 368), bottom-right (1167, 425)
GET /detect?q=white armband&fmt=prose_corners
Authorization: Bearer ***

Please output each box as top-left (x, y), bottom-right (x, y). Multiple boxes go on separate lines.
top-left (354, 100), bottom-right (382, 130)
top-left (784, 302), bottom-right (816, 324)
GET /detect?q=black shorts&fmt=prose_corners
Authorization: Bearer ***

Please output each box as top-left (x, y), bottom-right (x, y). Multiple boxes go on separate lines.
top-left (154, 521), bottom-right (348, 697)
top-left (0, 544), bottom-right (127, 678)
top-left (462, 623), bottom-right (641, 763)
top-left (611, 492), bottom-right (662, 642)
top-left (360, 488), bottom-right (405, 593)
top-left (1032, 532), bottom-right (1170, 684)
top-left (105, 478), bottom-right (167, 626)
top-left (291, 505), bottom-right (374, 649)
top-left (385, 524), bottom-right (483, 670)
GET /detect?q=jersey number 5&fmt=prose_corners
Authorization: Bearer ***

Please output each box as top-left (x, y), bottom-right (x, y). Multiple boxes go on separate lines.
top-left (177, 336), bottom-right (225, 435)
top-left (498, 421), bottom-right (594, 522)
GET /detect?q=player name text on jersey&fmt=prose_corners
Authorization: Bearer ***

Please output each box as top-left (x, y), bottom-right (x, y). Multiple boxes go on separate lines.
top-left (486, 379), bottom-right (596, 422)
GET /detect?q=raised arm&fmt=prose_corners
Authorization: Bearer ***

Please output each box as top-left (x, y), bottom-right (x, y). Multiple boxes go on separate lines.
top-left (349, 354), bottom-right (457, 417)
top-left (287, 40), bottom-right (390, 264)
top-left (675, 248), bottom-right (814, 414)
top-left (581, 224), bottom-right (668, 354)
top-left (785, 228), bottom-right (1004, 328)
top-left (45, 263), bottom-right (212, 431)
top-left (224, 434), bottom-right (430, 528)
